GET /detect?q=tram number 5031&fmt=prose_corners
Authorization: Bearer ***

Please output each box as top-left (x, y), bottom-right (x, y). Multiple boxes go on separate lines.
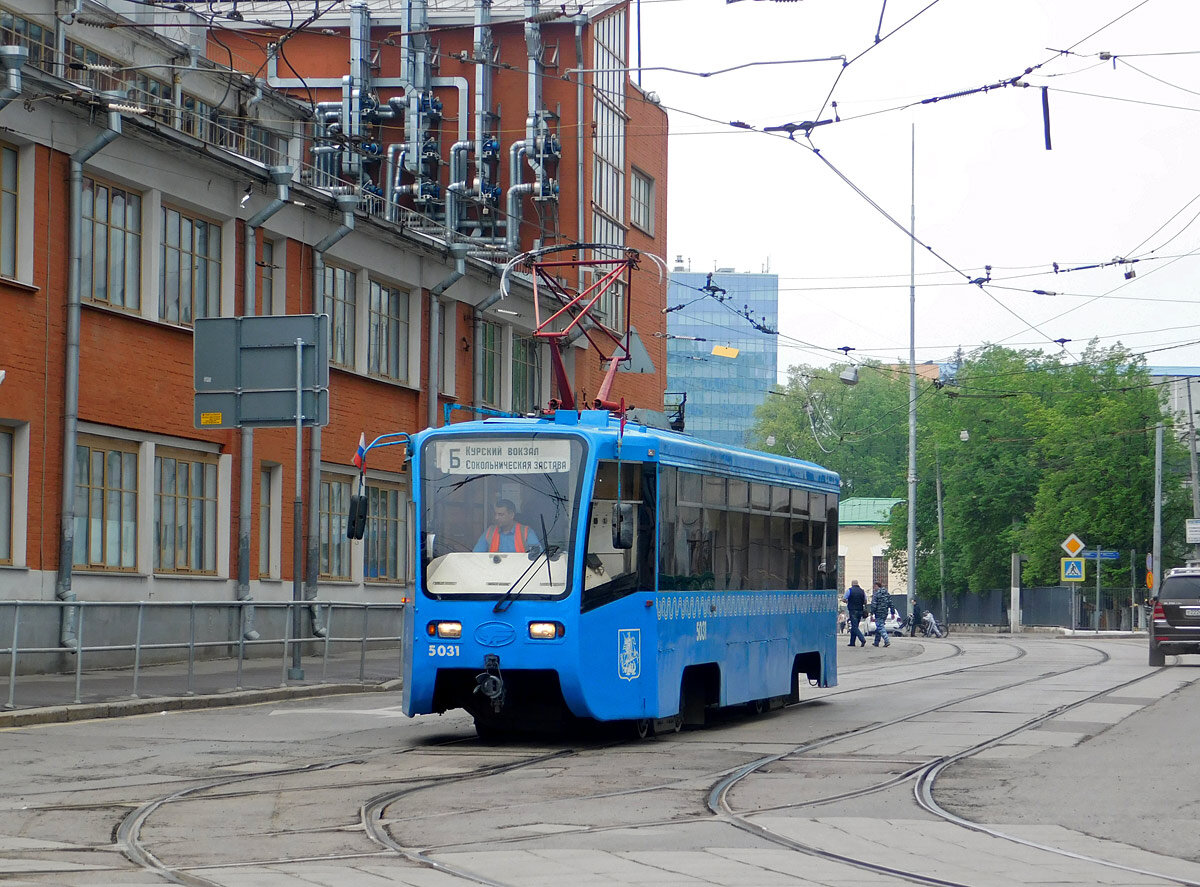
top-left (428, 644), bottom-right (461, 657)
top-left (695, 620), bottom-right (707, 641)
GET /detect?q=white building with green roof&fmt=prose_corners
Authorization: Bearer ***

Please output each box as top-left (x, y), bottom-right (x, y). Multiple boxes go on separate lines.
top-left (839, 498), bottom-right (907, 608)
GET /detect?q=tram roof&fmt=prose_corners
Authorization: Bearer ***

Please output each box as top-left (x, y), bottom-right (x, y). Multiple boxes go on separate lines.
top-left (435, 410), bottom-right (840, 493)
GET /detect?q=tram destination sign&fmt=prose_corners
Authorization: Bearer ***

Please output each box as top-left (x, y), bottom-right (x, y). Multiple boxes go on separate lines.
top-left (436, 440), bottom-right (571, 474)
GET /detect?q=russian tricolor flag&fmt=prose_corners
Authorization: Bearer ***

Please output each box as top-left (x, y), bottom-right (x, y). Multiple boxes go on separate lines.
top-left (352, 432), bottom-right (366, 469)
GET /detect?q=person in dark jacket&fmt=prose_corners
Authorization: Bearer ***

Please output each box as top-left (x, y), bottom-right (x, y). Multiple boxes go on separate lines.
top-left (844, 580), bottom-right (867, 647)
top-left (871, 583), bottom-right (892, 647)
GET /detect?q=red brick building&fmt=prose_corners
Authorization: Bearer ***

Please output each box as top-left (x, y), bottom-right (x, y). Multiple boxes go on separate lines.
top-left (0, 0), bottom-right (667, 640)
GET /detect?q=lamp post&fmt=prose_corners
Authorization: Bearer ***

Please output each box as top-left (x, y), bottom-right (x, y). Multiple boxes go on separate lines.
top-left (906, 125), bottom-right (918, 618)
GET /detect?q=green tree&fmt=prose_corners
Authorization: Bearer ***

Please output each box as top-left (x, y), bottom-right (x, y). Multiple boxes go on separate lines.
top-left (752, 363), bottom-right (909, 498)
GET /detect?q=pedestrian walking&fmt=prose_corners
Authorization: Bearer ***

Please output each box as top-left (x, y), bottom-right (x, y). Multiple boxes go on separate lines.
top-left (844, 580), bottom-right (867, 647)
top-left (872, 582), bottom-right (892, 647)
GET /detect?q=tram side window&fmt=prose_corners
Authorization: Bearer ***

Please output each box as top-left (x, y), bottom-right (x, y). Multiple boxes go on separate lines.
top-left (789, 490), bottom-right (814, 590)
top-left (658, 467), bottom-right (831, 592)
top-left (825, 495), bottom-right (840, 590)
top-left (584, 460), bottom-right (655, 603)
top-left (659, 466), bottom-right (678, 580)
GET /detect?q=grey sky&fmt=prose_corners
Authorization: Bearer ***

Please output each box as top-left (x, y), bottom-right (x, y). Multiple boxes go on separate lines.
top-left (638, 0), bottom-right (1200, 373)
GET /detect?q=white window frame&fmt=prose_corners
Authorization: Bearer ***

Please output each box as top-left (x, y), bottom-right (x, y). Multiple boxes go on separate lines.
top-left (364, 477), bottom-right (409, 585)
top-left (153, 448), bottom-right (220, 575)
top-left (259, 462), bottom-right (282, 579)
top-left (631, 168), bottom-right (654, 235)
top-left (0, 141), bottom-right (35, 285)
top-left (0, 423), bottom-right (29, 568)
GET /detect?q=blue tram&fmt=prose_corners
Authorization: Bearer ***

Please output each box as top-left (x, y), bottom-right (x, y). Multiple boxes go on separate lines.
top-left (401, 408), bottom-right (840, 736)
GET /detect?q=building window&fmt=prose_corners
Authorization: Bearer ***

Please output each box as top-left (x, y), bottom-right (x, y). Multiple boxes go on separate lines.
top-left (365, 482), bottom-right (407, 582)
top-left (154, 451), bottom-right (217, 574)
top-left (82, 177), bottom-right (142, 309)
top-left (322, 265), bottom-right (356, 369)
top-left (319, 474), bottom-right (351, 580)
top-left (259, 239), bottom-right (275, 314)
top-left (512, 335), bottom-right (541, 414)
top-left (872, 555), bottom-right (888, 591)
top-left (480, 320), bottom-right (501, 407)
top-left (0, 427), bottom-right (11, 564)
top-left (368, 280), bottom-right (409, 380)
top-left (0, 143), bottom-right (15, 278)
top-left (440, 301), bottom-right (454, 394)
top-left (74, 439), bottom-right (137, 570)
top-left (631, 169), bottom-right (654, 235)
top-left (0, 10), bottom-right (56, 74)
top-left (161, 206), bottom-right (221, 324)
top-left (259, 467), bottom-right (274, 577)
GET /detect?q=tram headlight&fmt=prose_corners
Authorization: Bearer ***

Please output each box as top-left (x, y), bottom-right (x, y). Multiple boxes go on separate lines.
top-left (426, 621), bottom-right (462, 639)
top-left (528, 621), bottom-right (564, 640)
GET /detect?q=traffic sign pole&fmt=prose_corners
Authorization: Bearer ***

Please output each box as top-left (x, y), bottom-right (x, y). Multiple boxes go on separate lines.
top-left (1094, 546), bottom-right (1102, 632)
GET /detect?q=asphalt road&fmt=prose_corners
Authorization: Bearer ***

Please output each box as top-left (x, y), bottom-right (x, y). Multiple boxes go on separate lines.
top-left (1, 635), bottom-right (1198, 887)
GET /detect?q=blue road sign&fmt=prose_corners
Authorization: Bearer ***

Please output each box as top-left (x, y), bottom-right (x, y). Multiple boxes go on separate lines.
top-left (1061, 558), bottom-right (1085, 581)
top-left (1082, 550), bottom-right (1120, 560)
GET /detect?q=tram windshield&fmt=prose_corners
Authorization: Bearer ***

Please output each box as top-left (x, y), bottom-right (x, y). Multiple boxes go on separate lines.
top-left (419, 434), bottom-right (586, 598)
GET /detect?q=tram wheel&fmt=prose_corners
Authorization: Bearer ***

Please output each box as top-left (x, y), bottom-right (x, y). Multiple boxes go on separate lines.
top-left (632, 718), bottom-right (654, 740)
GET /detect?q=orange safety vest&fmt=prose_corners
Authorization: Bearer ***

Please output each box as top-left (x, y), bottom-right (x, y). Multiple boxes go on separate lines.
top-left (486, 524), bottom-right (528, 553)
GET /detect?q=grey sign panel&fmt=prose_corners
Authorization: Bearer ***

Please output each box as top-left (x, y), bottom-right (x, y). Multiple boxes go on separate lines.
top-left (194, 314), bottom-right (330, 429)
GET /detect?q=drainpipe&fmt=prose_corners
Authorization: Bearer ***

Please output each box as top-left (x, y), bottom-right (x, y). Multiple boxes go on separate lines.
top-left (57, 97), bottom-right (122, 648)
top-left (0, 46), bottom-right (27, 113)
top-left (574, 16), bottom-right (586, 243)
top-left (306, 194), bottom-right (359, 637)
top-left (428, 243), bottom-right (471, 428)
top-left (237, 166), bottom-right (293, 643)
top-left (473, 289), bottom-right (504, 409)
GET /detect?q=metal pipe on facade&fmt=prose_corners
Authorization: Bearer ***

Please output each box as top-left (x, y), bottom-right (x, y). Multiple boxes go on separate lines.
top-left (574, 16), bottom-right (586, 244)
top-left (473, 289), bottom-right (504, 409)
top-left (58, 98), bottom-right (122, 648)
top-left (306, 194), bottom-right (360, 637)
top-left (473, 0), bottom-right (495, 200)
top-left (0, 46), bottom-right (28, 113)
top-left (505, 140), bottom-right (529, 253)
top-left (384, 142), bottom-right (407, 221)
top-left (446, 139), bottom-right (473, 233)
top-left (428, 244), bottom-right (471, 428)
top-left (236, 167), bottom-right (293, 643)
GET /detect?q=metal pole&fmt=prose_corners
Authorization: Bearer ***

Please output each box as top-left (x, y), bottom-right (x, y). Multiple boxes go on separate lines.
top-left (321, 603), bottom-right (332, 684)
top-left (73, 606), bottom-right (84, 705)
top-left (1130, 548), bottom-right (1136, 631)
top-left (187, 601), bottom-right (196, 695)
top-left (1094, 546), bottom-right (1101, 632)
top-left (906, 124), bottom-right (919, 616)
top-left (289, 337), bottom-right (305, 680)
top-left (935, 447), bottom-right (946, 624)
top-left (236, 601), bottom-right (246, 691)
top-left (1190, 383), bottom-right (1200, 560)
top-left (132, 602), bottom-right (144, 698)
top-left (5, 602), bottom-right (19, 710)
top-left (360, 605), bottom-right (369, 683)
top-left (1154, 421), bottom-right (1163, 599)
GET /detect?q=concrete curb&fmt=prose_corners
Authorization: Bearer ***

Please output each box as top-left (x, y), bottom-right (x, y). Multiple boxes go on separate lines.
top-left (0, 678), bottom-right (405, 729)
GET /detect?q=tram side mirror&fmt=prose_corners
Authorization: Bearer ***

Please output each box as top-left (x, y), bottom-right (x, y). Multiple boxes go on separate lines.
top-left (347, 494), bottom-right (368, 540)
top-left (611, 503), bottom-right (634, 549)
top-left (424, 533), bottom-right (436, 559)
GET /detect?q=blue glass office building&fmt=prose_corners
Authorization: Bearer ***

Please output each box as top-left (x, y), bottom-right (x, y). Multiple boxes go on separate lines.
top-left (666, 271), bottom-right (779, 447)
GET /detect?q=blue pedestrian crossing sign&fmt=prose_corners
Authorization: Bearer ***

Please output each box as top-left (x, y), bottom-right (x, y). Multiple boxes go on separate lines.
top-left (1061, 557), bottom-right (1085, 582)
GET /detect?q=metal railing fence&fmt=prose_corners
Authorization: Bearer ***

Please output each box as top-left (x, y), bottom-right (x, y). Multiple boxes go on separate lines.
top-left (1, 599), bottom-right (406, 711)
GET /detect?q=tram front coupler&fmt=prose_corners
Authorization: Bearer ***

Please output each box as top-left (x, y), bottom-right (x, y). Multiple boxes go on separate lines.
top-left (474, 654), bottom-right (505, 713)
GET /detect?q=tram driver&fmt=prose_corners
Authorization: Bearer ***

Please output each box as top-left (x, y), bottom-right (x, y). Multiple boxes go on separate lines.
top-left (474, 498), bottom-right (541, 553)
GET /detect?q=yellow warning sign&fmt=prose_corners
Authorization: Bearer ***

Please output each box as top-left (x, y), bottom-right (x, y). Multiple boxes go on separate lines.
top-left (711, 345), bottom-right (740, 359)
top-left (199, 412), bottom-right (224, 426)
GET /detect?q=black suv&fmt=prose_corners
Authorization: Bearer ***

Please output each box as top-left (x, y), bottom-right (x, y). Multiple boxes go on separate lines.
top-left (1149, 566), bottom-right (1200, 666)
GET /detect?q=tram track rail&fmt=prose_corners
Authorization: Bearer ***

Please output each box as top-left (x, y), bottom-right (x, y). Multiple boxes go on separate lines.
top-left (710, 640), bottom-right (1200, 887)
top-left (105, 637), bottom-right (1180, 887)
